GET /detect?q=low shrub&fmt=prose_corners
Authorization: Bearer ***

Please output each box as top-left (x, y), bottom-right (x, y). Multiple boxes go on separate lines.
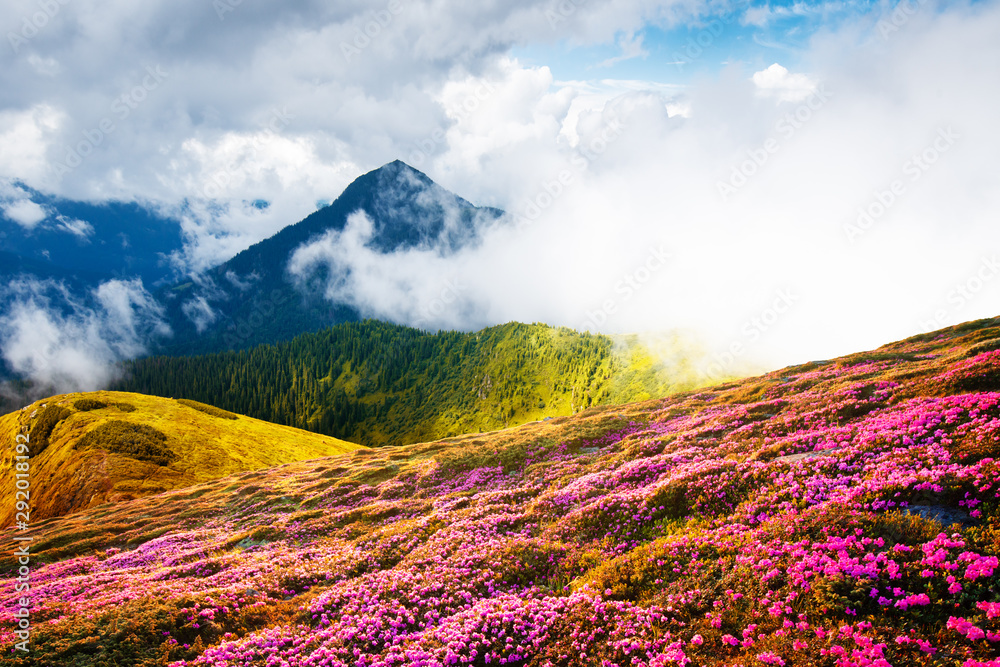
top-left (76, 420), bottom-right (176, 466)
top-left (177, 398), bottom-right (239, 420)
top-left (28, 405), bottom-right (72, 457)
top-left (73, 398), bottom-right (108, 411)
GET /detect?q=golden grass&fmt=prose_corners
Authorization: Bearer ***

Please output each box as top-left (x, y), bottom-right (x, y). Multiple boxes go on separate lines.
top-left (0, 390), bottom-right (362, 524)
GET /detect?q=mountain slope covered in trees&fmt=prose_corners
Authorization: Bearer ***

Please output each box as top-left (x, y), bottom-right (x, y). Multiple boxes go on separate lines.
top-left (116, 321), bottom-right (708, 446)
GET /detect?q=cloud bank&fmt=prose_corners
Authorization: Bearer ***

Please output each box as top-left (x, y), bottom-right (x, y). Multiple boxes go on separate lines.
top-left (276, 0), bottom-right (1000, 379)
top-left (0, 277), bottom-right (170, 404)
top-left (2, 0), bottom-right (1000, 391)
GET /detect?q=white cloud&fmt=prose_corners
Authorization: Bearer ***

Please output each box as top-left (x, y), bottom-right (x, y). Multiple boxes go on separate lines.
top-left (0, 0), bottom-right (708, 274)
top-left (0, 182), bottom-right (93, 237)
top-left (742, 1), bottom-right (852, 28)
top-left (285, 0), bottom-right (1000, 374)
top-left (1, 199), bottom-right (48, 229)
top-left (0, 0), bottom-right (701, 194)
top-left (0, 0), bottom-right (999, 382)
top-left (224, 270), bottom-right (257, 291)
top-left (0, 105), bottom-right (63, 186)
top-left (181, 296), bottom-right (218, 333)
top-left (26, 54), bottom-right (60, 76)
top-left (0, 278), bottom-right (170, 394)
top-left (53, 215), bottom-right (94, 239)
top-left (288, 210), bottom-right (488, 331)
top-left (752, 63), bottom-right (818, 102)
top-left (596, 31), bottom-right (650, 68)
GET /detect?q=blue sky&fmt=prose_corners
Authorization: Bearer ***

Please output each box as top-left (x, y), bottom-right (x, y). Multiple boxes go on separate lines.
top-left (513, 0), bottom-right (879, 85)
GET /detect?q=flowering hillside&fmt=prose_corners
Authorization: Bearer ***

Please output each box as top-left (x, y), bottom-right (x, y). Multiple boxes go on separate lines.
top-left (3, 319), bottom-right (1000, 666)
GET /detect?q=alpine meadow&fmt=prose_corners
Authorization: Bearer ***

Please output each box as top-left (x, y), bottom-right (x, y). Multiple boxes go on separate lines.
top-left (2, 1), bottom-right (1000, 666)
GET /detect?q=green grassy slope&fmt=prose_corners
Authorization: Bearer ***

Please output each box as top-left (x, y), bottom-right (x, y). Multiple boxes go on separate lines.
top-left (0, 391), bottom-right (361, 525)
top-left (114, 321), bottom-right (717, 446)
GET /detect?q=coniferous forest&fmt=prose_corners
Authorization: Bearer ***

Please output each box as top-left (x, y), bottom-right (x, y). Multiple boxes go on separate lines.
top-left (114, 320), bottom-right (697, 446)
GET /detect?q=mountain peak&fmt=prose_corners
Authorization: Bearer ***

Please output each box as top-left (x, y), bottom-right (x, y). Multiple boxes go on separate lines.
top-left (381, 158), bottom-right (418, 172)
top-left (158, 158), bottom-right (505, 354)
top-left (360, 159), bottom-right (431, 185)
top-left (342, 159), bottom-right (437, 204)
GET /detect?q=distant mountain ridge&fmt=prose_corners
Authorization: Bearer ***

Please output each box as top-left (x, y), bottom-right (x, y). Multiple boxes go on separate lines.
top-left (2, 163), bottom-right (505, 359)
top-left (0, 186), bottom-right (184, 287)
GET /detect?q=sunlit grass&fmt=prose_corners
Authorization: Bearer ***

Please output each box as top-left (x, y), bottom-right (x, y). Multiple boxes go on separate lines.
top-left (0, 390), bottom-right (361, 526)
